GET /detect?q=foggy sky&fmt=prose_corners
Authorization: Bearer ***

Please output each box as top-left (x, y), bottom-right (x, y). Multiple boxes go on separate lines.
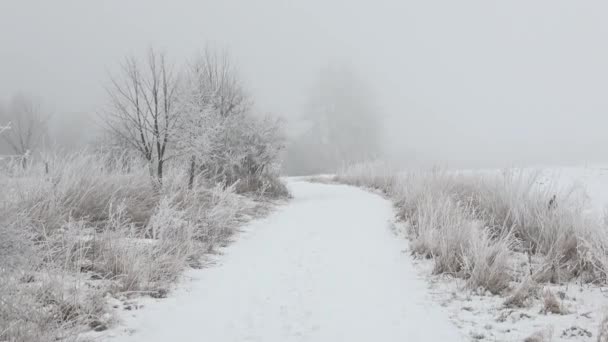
top-left (2, 0), bottom-right (608, 168)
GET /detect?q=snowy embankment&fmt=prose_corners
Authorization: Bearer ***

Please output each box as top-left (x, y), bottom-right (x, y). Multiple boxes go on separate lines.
top-left (0, 151), bottom-right (288, 342)
top-left (336, 163), bottom-right (608, 342)
top-left (96, 180), bottom-right (464, 342)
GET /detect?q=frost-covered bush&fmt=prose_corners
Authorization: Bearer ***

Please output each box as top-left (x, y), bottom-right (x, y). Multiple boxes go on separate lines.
top-left (0, 271), bottom-right (106, 342)
top-left (180, 110), bottom-right (286, 198)
top-left (336, 162), bottom-right (608, 292)
top-left (462, 228), bottom-right (517, 293)
top-left (336, 160), bottom-right (396, 192)
top-left (0, 151), bottom-right (268, 341)
top-left (503, 277), bottom-right (539, 308)
top-left (0, 217), bottom-right (107, 341)
top-left (398, 185), bottom-right (515, 293)
top-left (1, 152), bottom-right (158, 237)
top-left (175, 49), bottom-right (288, 199)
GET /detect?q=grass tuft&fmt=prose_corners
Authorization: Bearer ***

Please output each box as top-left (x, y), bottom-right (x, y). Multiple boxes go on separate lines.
top-left (0, 151), bottom-right (286, 341)
top-left (336, 162), bottom-right (608, 294)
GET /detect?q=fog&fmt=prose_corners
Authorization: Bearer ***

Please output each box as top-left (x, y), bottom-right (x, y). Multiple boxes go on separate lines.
top-left (2, 0), bottom-right (608, 169)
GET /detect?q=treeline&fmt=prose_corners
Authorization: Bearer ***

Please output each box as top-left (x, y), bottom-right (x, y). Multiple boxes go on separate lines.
top-left (284, 65), bottom-right (382, 175)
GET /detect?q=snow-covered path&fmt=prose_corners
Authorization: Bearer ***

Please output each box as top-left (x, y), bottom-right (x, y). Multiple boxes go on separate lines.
top-left (109, 180), bottom-right (463, 342)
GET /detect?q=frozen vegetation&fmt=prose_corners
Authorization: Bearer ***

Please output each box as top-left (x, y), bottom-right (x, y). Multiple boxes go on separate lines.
top-left (98, 181), bottom-right (463, 342)
top-left (0, 48), bottom-right (288, 342)
top-left (335, 161), bottom-right (608, 341)
top-left (3, 2), bottom-right (608, 342)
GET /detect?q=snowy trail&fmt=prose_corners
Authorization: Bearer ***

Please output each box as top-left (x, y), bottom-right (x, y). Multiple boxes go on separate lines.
top-left (109, 180), bottom-right (463, 342)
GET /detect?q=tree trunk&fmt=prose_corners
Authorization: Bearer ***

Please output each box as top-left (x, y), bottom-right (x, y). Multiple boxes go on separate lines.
top-left (188, 156), bottom-right (196, 190)
top-left (157, 159), bottom-right (164, 183)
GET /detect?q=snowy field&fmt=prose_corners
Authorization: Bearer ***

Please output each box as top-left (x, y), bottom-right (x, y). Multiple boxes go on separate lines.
top-left (430, 166), bottom-right (608, 341)
top-left (460, 166), bottom-right (608, 213)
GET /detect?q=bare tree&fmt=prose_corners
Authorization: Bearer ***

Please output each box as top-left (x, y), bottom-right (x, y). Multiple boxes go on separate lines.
top-left (0, 94), bottom-right (49, 161)
top-left (188, 47), bottom-right (251, 118)
top-left (102, 49), bottom-right (180, 181)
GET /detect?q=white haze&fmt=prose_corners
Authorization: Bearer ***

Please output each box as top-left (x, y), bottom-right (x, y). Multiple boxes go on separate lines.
top-left (1, 0), bottom-right (607, 168)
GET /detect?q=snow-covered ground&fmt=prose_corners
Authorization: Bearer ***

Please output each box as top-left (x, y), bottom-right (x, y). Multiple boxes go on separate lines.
top-left (460, 166), bottom-right (608, 212)
top-left (418, 166), bottom-right (608, 341)
top-left (400, 225), bottom-right (608, 341)
top-left (540, 166), bottom-right (608, 211)
top-left (94, 180), bottom-right (464, 341)
top-left (87, 167), bottom-right (608, 342)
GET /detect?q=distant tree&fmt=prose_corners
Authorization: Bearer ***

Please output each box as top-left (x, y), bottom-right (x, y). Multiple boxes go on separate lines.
top-left (285, 65), bottom-right (382, 175)
top-left (0, 94), bottom-right (49, 160)
top-left (177, 48), bottom-right (284, 190)
top-left (102, 49), bottom-right (180, 181)
top-left (0, 124), bottom-right (8, 136)
top-left (0, 102), bottom-right (5, 136)
top-left (188, 47), bottom-right (251, 118)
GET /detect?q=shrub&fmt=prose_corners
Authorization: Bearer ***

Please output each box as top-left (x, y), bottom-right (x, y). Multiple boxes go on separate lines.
top-left (541, 288), bottom-right (566, 315)
top-left (335, 160), bottom-right (396, 193)
top-left (0, 151), bottom-right (278, 341)
top-left (503, 277), bottom-right (539, 308)
top-left (0, 272), bottom-right (105, 342)
top-left (462, 228), bottom-right (517, 294)
top-left (336, 162), bottom-right (608, 293)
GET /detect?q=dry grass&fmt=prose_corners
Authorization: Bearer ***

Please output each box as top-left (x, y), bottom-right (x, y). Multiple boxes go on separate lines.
top-left (334, 160), bottom-right (397, 193)
top-left (541, 288), bottom-right (567, 315)
top-left (503, 277), bottom-right (539, 308)
top-left (598, 312), bottom-right (608, 342)
top-left (461, 228), bottom-right (517, 294)
top-left (0, 151), bottom-right (285, 341)
top-left (336, 162), bottom-right (608, 294)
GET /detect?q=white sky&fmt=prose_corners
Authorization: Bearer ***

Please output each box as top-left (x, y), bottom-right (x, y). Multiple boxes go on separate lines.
top-left (1, 0), bottom-right (608, 167)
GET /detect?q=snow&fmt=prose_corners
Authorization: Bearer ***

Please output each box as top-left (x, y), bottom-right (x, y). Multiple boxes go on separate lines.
top-left (540, 166), bottom-right (608, 211)
top-left (459, 166), bottom-right (608, 212)
top-left (99, 180), bottom-right (464, 342)
top-left (403, 237), bottom-right (608, 342)
top-left (416, 166), bottom-right (608, 341)
top-left (91, 167), bottom-right (608, 342)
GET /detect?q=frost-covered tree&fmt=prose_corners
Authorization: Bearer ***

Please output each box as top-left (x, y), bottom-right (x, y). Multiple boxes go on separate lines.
top-left (176, 48), bottom-right (284, 192)
top-left (0, 94), bottom-right (49, 160)
top-left (101, 47), bottom-right (285, 193)
top-left (285, 65), bottom-right (382, 175)
top-left (188, 47), bottom-right (251, 118)
top-left (0, 102), bottom-right (7, 136)
top-left (174, 99), bottom-right (221, 188)
top-left (102, 49), bottom-right (180, 181)
top-left (203, 113), bottom-right (284, 185)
